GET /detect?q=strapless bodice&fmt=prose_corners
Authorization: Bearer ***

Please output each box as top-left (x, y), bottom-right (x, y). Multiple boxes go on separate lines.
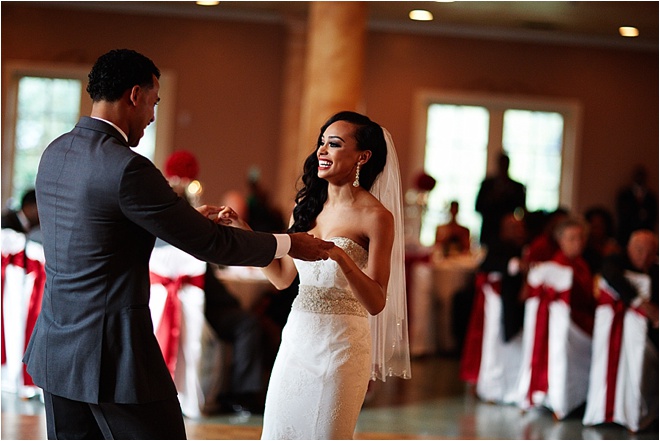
top-left (292, 237), bottom-right (369, 317)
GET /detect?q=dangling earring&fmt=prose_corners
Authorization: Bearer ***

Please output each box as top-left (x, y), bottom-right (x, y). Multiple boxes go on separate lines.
top-left (353, 163), bottom-right (361, 187)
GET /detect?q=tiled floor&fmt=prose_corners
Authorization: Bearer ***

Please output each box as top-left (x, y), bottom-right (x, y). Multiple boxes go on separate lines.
top-left (2, 355), bottom-right (658, 439)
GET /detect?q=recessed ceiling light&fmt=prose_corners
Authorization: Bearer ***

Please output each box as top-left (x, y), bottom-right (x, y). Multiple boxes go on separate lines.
top-left (409, 10), bottom-right (434, 21)
top-left (619, 26), bottom-right (639, 37)
top-left (196, 1), bottom-right (219, 6)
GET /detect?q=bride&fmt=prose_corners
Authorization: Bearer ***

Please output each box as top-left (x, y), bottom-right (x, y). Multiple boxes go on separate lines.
top-left (223, 111), bottom-right (410, 439)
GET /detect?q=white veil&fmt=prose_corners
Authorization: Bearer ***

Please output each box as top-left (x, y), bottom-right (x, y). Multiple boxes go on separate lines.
top-left (368, 127), bottom-right (412, 381)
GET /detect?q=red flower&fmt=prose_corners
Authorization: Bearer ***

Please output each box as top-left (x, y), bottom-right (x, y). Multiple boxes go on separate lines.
top-left (414, 172), bottom-right (436, 192)
top-left (165, 150), bottom-right (199, 180)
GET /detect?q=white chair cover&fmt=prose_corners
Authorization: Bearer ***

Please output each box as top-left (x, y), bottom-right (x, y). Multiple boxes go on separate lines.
top-left (149, 244), bottom-right (225, 418)
top-left (516, 261), bottom-right (592, 419)
top-left (582, 275), bottom-right (659, 432)
top-left (1, 229), bottom-right (45, 399)
top-left (476, 272), bottom-right (523, 404)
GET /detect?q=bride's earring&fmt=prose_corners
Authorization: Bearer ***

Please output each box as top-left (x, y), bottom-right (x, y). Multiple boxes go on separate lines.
top-left (353, 163), bottom-right (361, 187)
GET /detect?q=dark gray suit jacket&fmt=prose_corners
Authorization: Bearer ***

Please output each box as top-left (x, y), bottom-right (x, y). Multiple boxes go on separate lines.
top-left (24, 117), bottom-right (277, 404)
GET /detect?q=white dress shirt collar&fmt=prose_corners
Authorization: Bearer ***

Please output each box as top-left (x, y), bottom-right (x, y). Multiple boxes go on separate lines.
top-left (91, 117), bottom-right (128, 143)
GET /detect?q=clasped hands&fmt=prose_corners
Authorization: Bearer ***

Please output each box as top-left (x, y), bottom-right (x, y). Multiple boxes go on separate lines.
top-left (196, 204), bottom-right (334, 261)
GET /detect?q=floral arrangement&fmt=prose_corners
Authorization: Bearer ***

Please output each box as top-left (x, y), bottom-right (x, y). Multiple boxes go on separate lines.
top-left (414, 171), bottom-right (437, 192)
top-left (165, 150), bottom-right (199, 180)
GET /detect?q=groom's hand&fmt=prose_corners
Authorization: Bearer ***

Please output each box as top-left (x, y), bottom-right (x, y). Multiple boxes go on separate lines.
top-left (288, 233), bottom-right (333, 261)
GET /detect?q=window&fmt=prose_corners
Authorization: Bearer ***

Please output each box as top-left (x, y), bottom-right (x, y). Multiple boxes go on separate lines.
top-left (12, 77), bottom-right (82, 206)
top-left (2, 62), bottom-right (174, 209)
top-left (412, 91), bottom-right (581, 247)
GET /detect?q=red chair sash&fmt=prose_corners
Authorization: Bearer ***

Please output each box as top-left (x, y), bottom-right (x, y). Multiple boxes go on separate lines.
top-left (597, 285), bottom-right (644, 422)
top-left (460, 272), bottom-right (502, 384)
top-left (23, 258), bottom-right (45, 386)
top-left (149, 272), bottom-right (205, 378)
top-left (1, 252), bottom-right (26, 365)
top-left (1, 251), bottom-right (45, 386)
top-left (527, 283), bottom-right (570, 401)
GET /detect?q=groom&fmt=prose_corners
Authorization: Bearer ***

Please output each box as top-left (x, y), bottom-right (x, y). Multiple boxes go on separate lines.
top-left (23, 48), bottom-right (332, 440)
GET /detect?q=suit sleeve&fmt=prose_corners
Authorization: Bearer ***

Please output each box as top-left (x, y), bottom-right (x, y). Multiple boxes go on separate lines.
top-left (118, 154), bottom-right (277, 267)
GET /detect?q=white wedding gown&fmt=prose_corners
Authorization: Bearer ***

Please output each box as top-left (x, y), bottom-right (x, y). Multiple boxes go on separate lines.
top-left (261, 237), bottom-right (372, 440)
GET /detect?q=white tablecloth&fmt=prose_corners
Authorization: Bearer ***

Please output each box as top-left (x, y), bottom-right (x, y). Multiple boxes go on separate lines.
top-left (408, 252), bottom-right (481, 356)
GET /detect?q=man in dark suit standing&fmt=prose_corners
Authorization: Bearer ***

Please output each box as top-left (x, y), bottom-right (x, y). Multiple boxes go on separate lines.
top-left (23, 49), bottom-right (333, 440)
top-left (475, 153), bottom-right (526, 249)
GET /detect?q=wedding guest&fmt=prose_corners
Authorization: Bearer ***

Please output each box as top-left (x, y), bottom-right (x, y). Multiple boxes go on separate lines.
top-left (544, 216), bottom-right (597, 335)
top-left (601, 229), bottom-right (658, 347)
top-left (479, 213), bottom-right (529, 341)
top-left (525, 207), bottom-right (569, 264)
top-left (224, 111), bottom-right (411, 439)
top-left (616, 165), bottom-right (658, 248)
top-left (1, 188), bottom-right (39, 234)
top-left (475, 153), bottom-right (526, 249)
top-left (246, 167), bottom-right (286, 234)
top-left (22, 48), bottom-right (332, 440)
top-left (435, 200), bottom-right (471, 257)
top-left (582, 205), bottom-right (621, 273)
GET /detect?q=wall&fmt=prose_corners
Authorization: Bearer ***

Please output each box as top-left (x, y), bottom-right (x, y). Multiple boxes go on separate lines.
top-left (364, 31), bottom-right (658, 217)
top-left (2, 2), bottom-right (658, 230)
top-left (1, 3), bottom-right (286, 208)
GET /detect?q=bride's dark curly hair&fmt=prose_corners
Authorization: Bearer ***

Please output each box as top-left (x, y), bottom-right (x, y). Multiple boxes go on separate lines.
top-left (288, 111), bottom-right (387, 233)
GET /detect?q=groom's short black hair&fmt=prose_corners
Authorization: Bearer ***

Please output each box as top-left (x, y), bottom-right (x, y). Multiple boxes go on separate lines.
top-left (87, 49), bottom-right (160, 102)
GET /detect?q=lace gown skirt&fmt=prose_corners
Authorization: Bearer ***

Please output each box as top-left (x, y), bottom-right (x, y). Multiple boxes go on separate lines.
top-left (260, 309), bottom-right (372, 440)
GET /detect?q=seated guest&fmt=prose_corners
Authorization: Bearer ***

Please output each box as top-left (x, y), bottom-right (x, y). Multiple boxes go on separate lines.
top-left (435, 200), bottom-right (471, 257)
top-left (203, 263), bottom-right (266, 414)
top-left (601, 229), bottom-right (659, 347)
top-left (547, 216), bottom-right (597, 335)
top-left (2, 189), bottom-right (40, 234)
top-left (582, 205), bottom-right (621, 274)
top-left (524, 207), bottom-right (569, 265)
top-left (479, 213), bottom-right (529, 341)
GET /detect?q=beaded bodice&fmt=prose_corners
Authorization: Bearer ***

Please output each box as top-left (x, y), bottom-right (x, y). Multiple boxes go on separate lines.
top-left (292, 237), bottom-right (369, 317)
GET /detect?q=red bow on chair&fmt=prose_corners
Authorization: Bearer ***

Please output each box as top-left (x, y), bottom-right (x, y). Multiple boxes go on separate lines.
top-left (527, 283), bottom-right (570, 403)
top-left (22, 258), bottom-right (45, 386)
top-left (1, 251), bottom-right (26, 365)
top-left (149, 272), bottom-right (205, 378)
top-left (1, 251), bottom-right (45, 387)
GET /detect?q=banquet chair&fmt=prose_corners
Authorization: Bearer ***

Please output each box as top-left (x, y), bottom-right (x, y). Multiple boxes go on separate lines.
top-left (1, 229), bottom-right (45, 399)
top-left (582, 274), bottom-right (659, 432)
top-left (149, 243), bottom-right (228, 418)
top-left (515, 261), bottom-right (592, 419)
top-left (460, 271), bottom-right (522, 404)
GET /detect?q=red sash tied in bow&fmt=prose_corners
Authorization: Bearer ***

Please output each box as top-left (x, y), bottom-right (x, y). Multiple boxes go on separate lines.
top-left (22, 258), bottom-right (45, 386)
top-left (1, 251), bottom-right (45, 386)
top-left (527, 283), bottom-right (570, 402)
top-left (149, 272), bottom-right (205, 378)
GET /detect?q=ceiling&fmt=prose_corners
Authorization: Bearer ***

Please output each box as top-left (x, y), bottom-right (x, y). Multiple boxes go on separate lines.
top-left (45, 1), bottom-right (659, 51)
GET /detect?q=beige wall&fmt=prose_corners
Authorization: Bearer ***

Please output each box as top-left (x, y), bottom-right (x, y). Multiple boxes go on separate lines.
top-left (363, 31), bottom-right (658, 216)
top-left (2, 3), bottom-right (658, 230)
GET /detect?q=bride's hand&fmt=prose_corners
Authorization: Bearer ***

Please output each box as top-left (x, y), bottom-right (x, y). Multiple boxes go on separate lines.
top-left (196, 204), bottom-right (222, 220)
top-left (218, 205), bottom-right (253, 231)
